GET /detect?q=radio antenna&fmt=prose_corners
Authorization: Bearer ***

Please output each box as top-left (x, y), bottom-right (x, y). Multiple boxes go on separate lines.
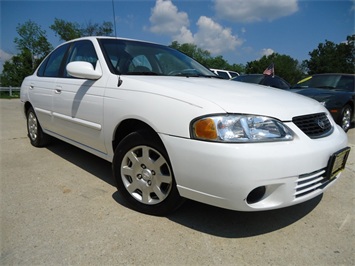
top-left (112, 0), bottom-right (117, 36)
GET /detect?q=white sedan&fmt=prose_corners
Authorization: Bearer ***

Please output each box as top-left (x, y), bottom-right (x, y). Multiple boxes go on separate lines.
top-left (20, 37), bottom-right (350, 215)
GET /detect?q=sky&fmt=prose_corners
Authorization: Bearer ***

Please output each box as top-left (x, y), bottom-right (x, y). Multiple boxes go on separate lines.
top-left (0, 0), bottom-right (354, 73)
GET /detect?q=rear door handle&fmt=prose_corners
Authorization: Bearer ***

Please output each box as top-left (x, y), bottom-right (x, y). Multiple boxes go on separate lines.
top-left (55, 86), bottom-right (62, 94)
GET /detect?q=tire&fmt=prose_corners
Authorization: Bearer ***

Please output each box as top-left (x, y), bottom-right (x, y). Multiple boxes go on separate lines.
top-left (339, 105), bottom-right (352, 132)
top-left (26, 107), bottom-right (50, 147)
top-left (113, 131), bottom-right (184, 215)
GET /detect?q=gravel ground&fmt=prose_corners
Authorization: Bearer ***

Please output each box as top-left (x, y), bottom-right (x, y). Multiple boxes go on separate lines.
top-left (1, 99), bottom-right (354, 265)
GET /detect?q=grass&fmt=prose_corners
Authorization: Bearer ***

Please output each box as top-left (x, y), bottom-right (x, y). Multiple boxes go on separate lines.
top-left (0, 92), bottom-right (20, 99)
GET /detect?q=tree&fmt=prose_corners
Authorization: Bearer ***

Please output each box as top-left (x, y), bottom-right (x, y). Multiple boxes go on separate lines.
top-left (81, 21), bottom-right (114, 37)
top-left (245, 53), bottom-right (304, 85)
top-left (50, 18), bottom-right (81, 41)
top-left (1, 20), bottom-right (52, 86)
top-left (0, 49), bottom-right (33, 86)
top-left (50, 18), bottom-right (114, 41)
top-left (305, 35), bottom-right (355, 74)
top-left (14, 20), bottom-right (53, 69)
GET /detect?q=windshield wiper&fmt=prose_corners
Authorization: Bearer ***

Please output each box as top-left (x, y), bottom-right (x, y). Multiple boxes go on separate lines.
top-left (315, 86), bottom-right (336, 89)
top-left (126, 71), bottom-right (160, 76)
top-left (172, 73), bottom-right (223, 79)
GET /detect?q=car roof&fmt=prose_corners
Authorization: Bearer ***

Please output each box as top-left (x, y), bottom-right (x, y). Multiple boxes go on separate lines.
top-left (61, 36), bottom-right (161, 46)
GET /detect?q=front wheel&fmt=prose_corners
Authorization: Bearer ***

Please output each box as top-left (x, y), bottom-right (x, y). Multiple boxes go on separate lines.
top-left (339, 105), bottom-right (352, 132)
top-left (113, 131), bottom-right (184, 216)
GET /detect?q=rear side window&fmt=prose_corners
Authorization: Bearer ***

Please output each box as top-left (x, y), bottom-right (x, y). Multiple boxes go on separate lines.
top-left (37, 44), bottom-right (69, 77)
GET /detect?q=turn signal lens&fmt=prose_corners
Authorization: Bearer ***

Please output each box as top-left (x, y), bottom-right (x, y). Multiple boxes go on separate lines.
top-left (193, 118), bottom-right (218, 140)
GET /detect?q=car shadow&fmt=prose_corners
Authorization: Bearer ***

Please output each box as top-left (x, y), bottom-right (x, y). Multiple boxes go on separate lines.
top-left (47, 138), bottom-right (322, 238)
top-left (165, 196), bottom-right (322, 238)
top-left (46, 138), bottom-right (115, 187)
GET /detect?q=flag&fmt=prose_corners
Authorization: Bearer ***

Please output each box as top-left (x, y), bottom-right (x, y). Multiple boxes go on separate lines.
top-left (263, 63), bottom-right (274, 76)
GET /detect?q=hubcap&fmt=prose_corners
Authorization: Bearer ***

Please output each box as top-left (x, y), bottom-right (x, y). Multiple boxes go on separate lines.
top-left (28, 112), bottom-right (38, 141)
top-left (342, 108), bottom-right (351, 131)
top-left (121, 145), bottom-right (172, 205)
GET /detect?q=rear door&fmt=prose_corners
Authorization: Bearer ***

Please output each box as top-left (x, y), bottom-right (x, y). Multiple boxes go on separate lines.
top-left (29, 43), bottom-right (70, 131)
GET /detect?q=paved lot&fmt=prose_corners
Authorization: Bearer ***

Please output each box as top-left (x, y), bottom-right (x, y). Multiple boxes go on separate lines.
top-left (1, 99), bottom-right (354, 265)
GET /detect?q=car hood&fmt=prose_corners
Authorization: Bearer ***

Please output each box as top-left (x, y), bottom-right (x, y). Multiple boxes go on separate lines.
top-left (293, 87), bottom-right (354, 103)
top-left (122, 76), bottom-right (326, 121)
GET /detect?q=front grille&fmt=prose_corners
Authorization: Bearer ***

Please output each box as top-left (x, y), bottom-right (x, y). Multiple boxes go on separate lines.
top-left (295, 168), bottom-right (334, 198)
top-left (292, 113), bottom-right (333, 138)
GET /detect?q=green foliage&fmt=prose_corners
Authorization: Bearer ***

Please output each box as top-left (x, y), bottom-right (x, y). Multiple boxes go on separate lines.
top-left (50, 18), bottom-right (82, 41)
top-left (0, 49), bottom-right (33, 87)
top-left (50, 18), bottom-right (113, 41)
top-left (169, 41), bottom-right (245, 73)
top-left (245, 53), bottom-right (304, 85)
top-left (14, 20), bottom-right (53, 68)
top-left (305, 35), bottom-right (354, 74)
top-left (81, 21), bottom-right (114, 37)
top-left (1, 20), bottom-right (52, 87)
top-left (0, 91), bottom-right (20, 99)
top-left (1, 19), bottom-right (114, 87)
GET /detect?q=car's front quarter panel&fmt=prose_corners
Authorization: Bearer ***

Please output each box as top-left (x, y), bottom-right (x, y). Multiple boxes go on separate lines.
top-left (103, 75), bottom-right (227, 159)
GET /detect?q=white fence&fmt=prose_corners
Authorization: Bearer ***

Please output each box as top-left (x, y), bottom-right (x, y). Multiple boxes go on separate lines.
top-left (0, 87), bottom-right (21, 96)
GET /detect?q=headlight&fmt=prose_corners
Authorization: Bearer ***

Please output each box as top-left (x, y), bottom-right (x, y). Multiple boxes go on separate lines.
top-left (191, 115), bottom-right (293, 142)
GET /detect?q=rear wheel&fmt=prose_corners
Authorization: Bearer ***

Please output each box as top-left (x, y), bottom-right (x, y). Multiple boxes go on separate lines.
top-left (113, 131), bottom-right (184, 215)
top-left (339, 105), bottom-right (352, 132)
top-left (26, 107), bottom-right (50, 147)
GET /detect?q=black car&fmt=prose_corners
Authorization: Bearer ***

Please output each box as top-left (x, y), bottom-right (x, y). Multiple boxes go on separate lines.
top-left (292, 73), bottom-right (354, 132)
top-left (232, 74), bottom-right (290, 90)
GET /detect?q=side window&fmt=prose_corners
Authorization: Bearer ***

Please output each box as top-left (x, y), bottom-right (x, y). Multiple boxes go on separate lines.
top-left (65, 40), bottom-right (98, 77)
top-left (337, 76), bottom-right (354, 91)
top-left (38, 44), bottom-right (69, 77)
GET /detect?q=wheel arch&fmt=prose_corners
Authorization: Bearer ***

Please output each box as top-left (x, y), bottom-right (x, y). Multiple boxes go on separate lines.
top-left (23, 101), bottom-right (33, 116)
top-left (342, 100), bottom-right (354, 119)
top-left (112, 119), bottom-right (163, 153)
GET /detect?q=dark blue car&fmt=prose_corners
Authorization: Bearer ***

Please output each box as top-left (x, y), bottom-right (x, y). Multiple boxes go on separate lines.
top-left (292, 73), bottom-right (354, 132)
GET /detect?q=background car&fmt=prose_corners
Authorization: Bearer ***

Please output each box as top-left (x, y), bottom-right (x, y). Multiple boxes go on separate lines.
top-left (292, 73), bottom-right (355, 132)
top-left (210, 68), bottom-right (239, 79)
top-left (232, 74), bottom-right (290, 90)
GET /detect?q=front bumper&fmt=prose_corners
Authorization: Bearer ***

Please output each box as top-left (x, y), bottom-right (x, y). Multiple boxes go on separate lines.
top-left (160, 123), bottom-right (349, 211)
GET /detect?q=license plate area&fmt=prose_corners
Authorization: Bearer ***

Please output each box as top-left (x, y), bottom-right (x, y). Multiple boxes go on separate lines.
top-left (326, 147), bottom-right (351, 180)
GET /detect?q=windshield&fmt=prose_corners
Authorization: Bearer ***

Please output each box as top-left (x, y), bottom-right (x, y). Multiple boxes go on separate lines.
top-left (296, 74), bottom-right (354, 92)
top-left (98, 39), bottom-right (217, 78)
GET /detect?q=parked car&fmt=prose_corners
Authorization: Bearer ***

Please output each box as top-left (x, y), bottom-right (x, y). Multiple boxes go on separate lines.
top-left (232, 74), bottom-right (290, 90)
top-left (20, 37), bottom-right (350, 216)
top-left (292, 73), bottom-right (355, 132)
top-left (210, 68), bottom-right (239, 79)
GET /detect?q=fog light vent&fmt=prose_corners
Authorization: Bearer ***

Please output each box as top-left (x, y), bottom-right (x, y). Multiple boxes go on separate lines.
top-left (246, 186), bottom-right (266, 204)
